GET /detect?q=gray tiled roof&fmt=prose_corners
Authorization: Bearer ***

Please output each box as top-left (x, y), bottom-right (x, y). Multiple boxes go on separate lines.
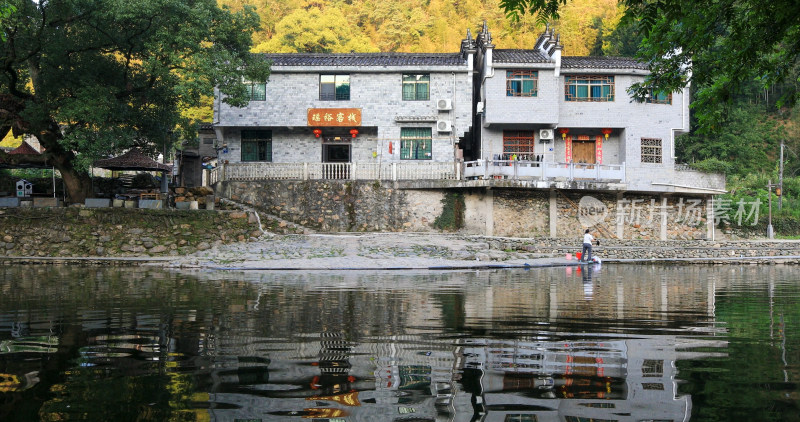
top-left (492, 49), bottom-right (551, 63)
top-left (491, 50), bottom-right (648, 70)
top-left (561, 56), bottom-right (648, 69)
top-left (261, 53), bottom-right (466, 67)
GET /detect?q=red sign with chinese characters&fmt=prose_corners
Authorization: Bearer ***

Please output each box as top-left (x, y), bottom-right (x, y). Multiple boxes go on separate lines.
top-left (565, 136), bottom-right (572, 162)
top-left (595, 135), bottom-right (603, 164)
top-left (307, 108), bottom-right (362, 127)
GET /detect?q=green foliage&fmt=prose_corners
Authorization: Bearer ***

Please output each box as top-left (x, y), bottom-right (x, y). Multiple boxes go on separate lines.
top-left (676, 104), bottom-right (785, 177)
top-left (685, 158), bottom-right (733, 175)
top-left (501, 0), bottom-right (570, 24)
top-left (500, 0), bottom-right (800, 132)
top-left (434, 192), bottom-right (465, 231)
top-left (0, 0), bottom-right (269, 201)
top-left (597, 8), bottom-right (643, 57)
top-left (714, 173), bottom-right (800, 235)
top-left (0, 1), bottom-right (14, 41)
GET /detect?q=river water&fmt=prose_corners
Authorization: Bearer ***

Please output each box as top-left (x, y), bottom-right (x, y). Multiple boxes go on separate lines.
top-left (0, 264), bottom-right (797, 421)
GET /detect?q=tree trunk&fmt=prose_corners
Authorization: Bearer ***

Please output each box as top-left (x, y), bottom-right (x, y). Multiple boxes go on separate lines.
top-left (38, 131), bottom-right (92, 204)
top-left (56, 162), bottom-right (92, 204)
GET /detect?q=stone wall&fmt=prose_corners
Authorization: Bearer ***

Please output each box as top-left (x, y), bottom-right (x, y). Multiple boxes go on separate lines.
top-left (0, 208), bottom-right (260, 258)
top-left (492, 189), bottom-right (550, 238)
top-left (218, 180), bottom-right (447, 232)
top-left (215, 180), bottom-right (714, 239)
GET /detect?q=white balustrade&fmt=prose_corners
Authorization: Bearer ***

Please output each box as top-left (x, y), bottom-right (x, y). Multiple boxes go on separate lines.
top-left (212, 160), bottom-right (624, 183)
top-left (465, 160), bottom-right (625, 182)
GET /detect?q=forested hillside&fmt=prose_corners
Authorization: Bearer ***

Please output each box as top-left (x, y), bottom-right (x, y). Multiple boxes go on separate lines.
top-left (218, 0), bottom-right (629, 56)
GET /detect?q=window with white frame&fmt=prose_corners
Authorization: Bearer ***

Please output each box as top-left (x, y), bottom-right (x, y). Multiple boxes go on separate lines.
top-left (402, 74), bottom-right (430, 100)
top-left (641, 138), bottom-right (663, 163)
top-left (320, 74), bottom-right (350, 101)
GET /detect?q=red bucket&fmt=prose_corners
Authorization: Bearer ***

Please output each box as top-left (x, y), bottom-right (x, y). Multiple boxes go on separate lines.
top-left (576, 252), bottom-right (582, 260)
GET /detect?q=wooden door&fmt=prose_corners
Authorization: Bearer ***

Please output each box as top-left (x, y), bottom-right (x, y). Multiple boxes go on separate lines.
top-left (572, 141), bottom-right (596, 167)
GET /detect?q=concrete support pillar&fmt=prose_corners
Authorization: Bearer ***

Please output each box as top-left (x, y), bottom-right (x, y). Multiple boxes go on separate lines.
top-left (549, 190), bottom-right (557, 237)
top-left (485, 188), bottom-right (494, 237)
top-left (549, 278), bottom-right (559, 321)
top-left (616, 192), bottom-right (624, 239)
top-left (660, 195), bottom-right (668, 240)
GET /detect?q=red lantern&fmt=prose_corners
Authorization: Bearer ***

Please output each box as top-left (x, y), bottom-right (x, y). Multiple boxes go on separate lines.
top-left (350, 128), bottom-right (359, 138)
top-left (389, 142), bottom-right (393, 154)
top-left (312, 129), bottom-right (322, 138)
top-left (601, 128), bottom-right (613, 139)
top-left (559, 128), bottom-right (570, 139)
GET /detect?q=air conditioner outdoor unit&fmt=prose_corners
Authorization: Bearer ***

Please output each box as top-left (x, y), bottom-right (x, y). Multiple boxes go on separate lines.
top-left (476, 101), bottom-right (485, 114)
top-left (539, 129), bottom-right (554, 142)
top-left (436, 120), bottom-right (452, 132)
top-left (437, 99), bottom-right (453, 110)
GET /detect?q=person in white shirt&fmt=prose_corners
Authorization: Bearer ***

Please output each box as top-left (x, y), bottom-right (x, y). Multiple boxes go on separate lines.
top-left (581, 229), bottom-right (595, 262)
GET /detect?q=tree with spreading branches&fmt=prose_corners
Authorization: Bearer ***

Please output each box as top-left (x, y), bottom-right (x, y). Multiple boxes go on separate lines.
top-left (0, 0), bottom-right (270, 202)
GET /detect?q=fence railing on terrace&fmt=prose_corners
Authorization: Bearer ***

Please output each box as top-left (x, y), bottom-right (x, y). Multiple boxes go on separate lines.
top-left (208, 160), bottom-right (629, 183)
top-left (463, 160), bottom-right (625, 182)
top-left (211, 161), bottom-right (461, 182)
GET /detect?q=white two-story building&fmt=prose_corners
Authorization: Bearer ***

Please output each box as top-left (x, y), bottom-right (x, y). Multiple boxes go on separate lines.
top-left (465, 23), bottom-right (722, 194)
top-left (211, 24), bottom-right (725, 238)
top-left (213, 51), bottom-right (474, 181)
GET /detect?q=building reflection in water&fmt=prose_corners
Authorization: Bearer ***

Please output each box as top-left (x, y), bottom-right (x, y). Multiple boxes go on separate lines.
top-left (194, 266), bottom-right (729, 421)
top-left (3, 265), bottom-right (776, 421)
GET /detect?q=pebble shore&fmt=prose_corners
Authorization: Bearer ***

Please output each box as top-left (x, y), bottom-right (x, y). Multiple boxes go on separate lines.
top-left (171, 232), bottom-right (572, 270)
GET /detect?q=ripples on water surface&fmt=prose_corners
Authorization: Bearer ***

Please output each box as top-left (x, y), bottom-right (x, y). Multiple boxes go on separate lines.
top-left (0, 264), bottom-right (798, 421)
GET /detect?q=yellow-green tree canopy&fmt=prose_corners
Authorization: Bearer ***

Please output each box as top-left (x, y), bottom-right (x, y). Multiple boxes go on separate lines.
top-left (254, 4), bottom-right (378, 53)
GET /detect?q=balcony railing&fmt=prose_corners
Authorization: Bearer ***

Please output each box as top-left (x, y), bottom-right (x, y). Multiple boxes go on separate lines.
top-left (212, 161), bottom-right (461, 182)
top-left (208, 160), bottom-right (627, 183)
top-left (463, 160), bottom-right (625, 182)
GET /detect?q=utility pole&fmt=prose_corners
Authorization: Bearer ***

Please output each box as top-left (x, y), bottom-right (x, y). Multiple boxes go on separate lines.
top-left (768, 179), bottom-right (775, 239)
top-left (779, 140), bottom-right (784, 210)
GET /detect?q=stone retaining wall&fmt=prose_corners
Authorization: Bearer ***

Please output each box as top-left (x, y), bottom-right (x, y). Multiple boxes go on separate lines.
top-left (0, 208), bottom-right (261, 258)
top-left (216, 180), bottom-right (714, 239)
top-left (218, 180), bottom-right (446, 232)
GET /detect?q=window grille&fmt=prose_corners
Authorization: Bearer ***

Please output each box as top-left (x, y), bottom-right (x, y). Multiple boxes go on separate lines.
top-left (400, 127), bottom-right (432, 160)
top-left (503, 131), bottom-right (536, 156)
top-left (564, 75), bottom-right (614, 102)
top-left (641, 359), bottom-right (664, 377)
top-left (247, 82), bottom-right (266, 101)
top-left (646, 89), bottom-right (672, 104)
top-left (241, 130), bottom-right (272, 162)
top-left (506, 70), bottom-right (538, 97)
top-left (641, 138), bottom-right (663, 163)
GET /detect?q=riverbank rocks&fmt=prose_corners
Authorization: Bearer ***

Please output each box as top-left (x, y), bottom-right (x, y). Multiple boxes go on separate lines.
top-left (492, 237), bottom-right (800, 261)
